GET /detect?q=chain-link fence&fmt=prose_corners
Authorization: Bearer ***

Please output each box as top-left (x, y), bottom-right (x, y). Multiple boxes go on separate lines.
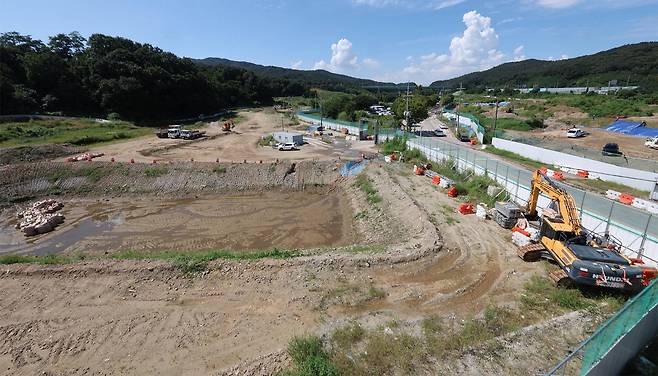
top-left (546, 278), bottom-right (658, 375)
top-left (394, 132), bottom-right (658, 263)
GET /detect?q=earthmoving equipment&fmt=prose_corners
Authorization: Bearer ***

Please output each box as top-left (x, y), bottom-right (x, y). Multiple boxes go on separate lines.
top-left (493, 201), bottom-right (523, 229)
top-left (518, 169), bottom-right (658, 292)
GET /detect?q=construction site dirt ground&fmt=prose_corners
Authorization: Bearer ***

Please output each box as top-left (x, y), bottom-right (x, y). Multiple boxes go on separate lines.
top-left (0, 159), bottom-right (589, 376)
top-left (75, 108), bottom-right (376, 164)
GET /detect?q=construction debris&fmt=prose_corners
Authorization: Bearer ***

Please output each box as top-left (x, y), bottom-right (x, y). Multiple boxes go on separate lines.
top-left (15, 199), bottom-right (65, 236)
top-left (66, 152), bottom-right (104, 162)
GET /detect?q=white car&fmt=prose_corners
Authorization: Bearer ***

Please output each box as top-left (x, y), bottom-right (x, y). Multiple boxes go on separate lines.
top-left (645, 137), bottom-right (658, 150)
top-left (433, 129), bottom-right (446, 137)
top-left (566, 128), bottom-right (585, 138)
top-left (277, 142), bottom-right (298, 151)
top-left (439, 123), bottom-right (449, 130)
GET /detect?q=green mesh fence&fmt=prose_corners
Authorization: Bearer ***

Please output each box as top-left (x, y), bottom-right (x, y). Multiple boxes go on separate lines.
top-left (296, 111), bottom-right (369, 130)
top-left (579, 278), bottom-right (658, 374)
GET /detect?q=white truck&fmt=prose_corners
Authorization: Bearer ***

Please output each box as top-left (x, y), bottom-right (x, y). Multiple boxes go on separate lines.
top-left (645, 137), bottom-right (658, 150)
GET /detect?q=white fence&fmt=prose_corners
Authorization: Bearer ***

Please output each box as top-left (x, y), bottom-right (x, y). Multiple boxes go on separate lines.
top-left (297, 113), bottom-right (366, 138)
top-left (404, 135), bottom-right (658, 266)
top-left (492, 138), bottom-right (658, 194)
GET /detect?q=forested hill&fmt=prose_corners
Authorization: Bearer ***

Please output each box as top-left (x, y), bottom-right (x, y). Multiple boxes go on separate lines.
top-left (194, 57), bottom-right (401, 90)
top-left (430, 42), bottom-right (658, 91)
top-left (0, 33), bottom-right (320, 122)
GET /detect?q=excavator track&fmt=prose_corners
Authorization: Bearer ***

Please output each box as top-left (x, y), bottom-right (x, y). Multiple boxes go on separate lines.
top-left (517, 243), bottom-right (546, 262)
top-left (549, 269), bottom-right (572, 287)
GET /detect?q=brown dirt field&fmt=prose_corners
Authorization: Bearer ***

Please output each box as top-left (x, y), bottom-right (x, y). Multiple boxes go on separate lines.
top-left (0, 161), bottom-right (579, 375)
top-left (81, 109), bottom-right (376, 164)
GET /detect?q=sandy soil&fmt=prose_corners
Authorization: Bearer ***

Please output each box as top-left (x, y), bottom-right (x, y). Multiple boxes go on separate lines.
top-left (83, 109), bottom-right (376, 163)
top-left (0, 190), bottom-right (356, 256)
top-left (0, 161), bottom-right (548, 375)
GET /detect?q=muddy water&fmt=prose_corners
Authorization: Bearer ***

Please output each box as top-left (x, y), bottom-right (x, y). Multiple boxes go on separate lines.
top-left (0, 190), bottom-right (355, 255)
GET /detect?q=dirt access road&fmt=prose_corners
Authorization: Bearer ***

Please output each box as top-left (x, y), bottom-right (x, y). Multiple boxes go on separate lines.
top-left (84, 109), bottom-right (375, 163)
top-left (0, 160), bottom-right (540, 375)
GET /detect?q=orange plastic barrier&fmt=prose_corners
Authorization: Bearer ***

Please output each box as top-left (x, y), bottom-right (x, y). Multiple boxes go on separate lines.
top-left (432, 176), bottom-right (441, 185)
top-left (415, 167), bottom-right (425, 176)
top-left (470, 139), bottom-right (477, 145)
top-left (447, 187), bottom-right (458, 198)
top-left (458, 203), bottom-right (474, 215)
top-left (619, 194), bottom-right (635, 205)
top-left (390, 154), bottom-right (398, 161)
top-left (539, 167), bottom-right (548, 175)
top-left (577, 170), bottom-right (589, 178)
top-left (552, 172), bottom-right (564, 180)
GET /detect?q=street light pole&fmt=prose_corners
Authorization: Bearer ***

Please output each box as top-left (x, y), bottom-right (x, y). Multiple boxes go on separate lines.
top-left (492, 98), bottom-right (499, 143)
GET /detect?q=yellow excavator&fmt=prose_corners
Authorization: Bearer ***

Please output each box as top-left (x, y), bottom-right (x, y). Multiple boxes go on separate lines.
top-left (518, 170), bottom-right (658, 292)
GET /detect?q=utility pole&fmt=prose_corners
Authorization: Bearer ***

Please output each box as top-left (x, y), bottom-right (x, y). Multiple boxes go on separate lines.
top-left (492, 98), bottom-right (499, 143)
top-left (405, 82), bottom-right (411, 133)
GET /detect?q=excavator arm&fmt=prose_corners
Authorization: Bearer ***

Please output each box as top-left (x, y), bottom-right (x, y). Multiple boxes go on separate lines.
top-left (527, 170), bottom-right (582, 234)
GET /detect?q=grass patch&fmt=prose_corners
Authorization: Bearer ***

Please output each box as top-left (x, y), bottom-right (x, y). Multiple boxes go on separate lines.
top-left (0, 253), bottom-right (83, 265)
top-left (144, 167), bottom-right (168, 178)
top-left (111, 248), bottom-right (300, 273)
top-left (258, 134), bottom-right (274, 146)
top-left (483, 146), bottom-right (545, 170)
top-left (212, 165), bottom-right (226, 174)
top-left (354, 174), bottom-right (382, 204)
top-left (331, 321), bottom-right (365, 350)
top-left (283, 336), bottom-right (339, 376)
top-left (0, 119), bottom-right (150, 148)
top-left (367, 286), bottom-right (386, 299)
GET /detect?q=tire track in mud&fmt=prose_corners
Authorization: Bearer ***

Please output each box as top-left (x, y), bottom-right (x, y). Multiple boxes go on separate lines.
top-left (339, 164), bottom-right (516, 317)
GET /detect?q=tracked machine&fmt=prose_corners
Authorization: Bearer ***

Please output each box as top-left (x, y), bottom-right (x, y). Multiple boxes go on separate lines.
top-left (518, 170), bottom-right (658, 292)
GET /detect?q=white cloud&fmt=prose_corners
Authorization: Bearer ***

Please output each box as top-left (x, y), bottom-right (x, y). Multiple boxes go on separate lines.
top-left (547, 54), bottom-right (569, 60)
top-left (352, 0), bottom-right (466, 9)
top-left (314, 38), bottom-right (359, 72)
top-left (535, 0), bottom-right (582, 8)
top-left (362, 57), bottom-right (381, 69)
top-left (399, 11), bottom-right (506, 84)
top-left (513, 45), bottom-right (526, 61)
top-left (291, 60), bottom-right (303, 69)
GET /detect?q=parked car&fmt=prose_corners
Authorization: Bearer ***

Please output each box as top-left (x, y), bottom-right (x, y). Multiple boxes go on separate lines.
top-left (433, 129), bottom-right (446, 137)
top-left (645, 137), bottom-right (658, 150)
top-left (566, 128), bottom-right (585, 138)
top-left (277, 142), bottom-right (298, 151)
top-left (602, 143), bottom-right (623, 157)
top-left (439, 123), bottom-right (449, 130)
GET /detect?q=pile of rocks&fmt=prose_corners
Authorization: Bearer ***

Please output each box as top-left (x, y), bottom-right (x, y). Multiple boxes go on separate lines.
top-left (16, 199), bottom-right (65, 236)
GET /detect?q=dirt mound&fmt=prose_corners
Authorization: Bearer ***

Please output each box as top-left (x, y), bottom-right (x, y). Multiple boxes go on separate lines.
top-left (0, 144), bottom-right (83, 166)
top-left (0, 160), bottom-right (342, 205)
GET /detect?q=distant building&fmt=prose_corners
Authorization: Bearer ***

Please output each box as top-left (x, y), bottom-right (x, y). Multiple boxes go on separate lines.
top-left (518, 86), bottom-right (639, 95)
top-left (273, 132), bottom-right (304, 145)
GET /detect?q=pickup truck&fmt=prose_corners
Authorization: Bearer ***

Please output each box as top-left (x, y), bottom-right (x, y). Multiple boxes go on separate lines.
top-left (645, 137), bottom-right (658, 150)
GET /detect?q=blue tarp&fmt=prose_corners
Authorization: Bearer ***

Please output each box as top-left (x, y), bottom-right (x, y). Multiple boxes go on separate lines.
top-left (340, 160), bottom-right (368, 177)
top-left (605, 120), bottom-right (658, 138)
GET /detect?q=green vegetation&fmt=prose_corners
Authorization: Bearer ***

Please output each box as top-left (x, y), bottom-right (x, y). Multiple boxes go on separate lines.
top-left (483, 146), bottom-right (545, 170)
top-left (212, 165), bottom-right (226, 174)
top-left (430, 42), bottom-right (658, 92)
top-left (354, 174), bottom-right (382, 204)
top-left (546, 92), bottom-right (654, 118)
top-left (282, 336), bottom-right (339, 376)
top-left (0, 119), bottom-right (150, 147)
top-left (143, 167), bottom-right (168, 178)
top-left (480, 117), bottom-right (545, 132)
top-left (258, 134), bottom-right (274, 146)
top-left (281, 274), bottom-right (627, 375)
top-left (391, 93), bottom-right (438, 129)
top-left (1, 32), bottom-right (306, 121)
top-left (0, 248), bottom-right (301, 273)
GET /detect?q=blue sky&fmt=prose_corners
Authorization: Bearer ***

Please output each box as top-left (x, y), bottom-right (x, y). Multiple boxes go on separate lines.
top-left (2, 0), bottom-right (658, 84)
